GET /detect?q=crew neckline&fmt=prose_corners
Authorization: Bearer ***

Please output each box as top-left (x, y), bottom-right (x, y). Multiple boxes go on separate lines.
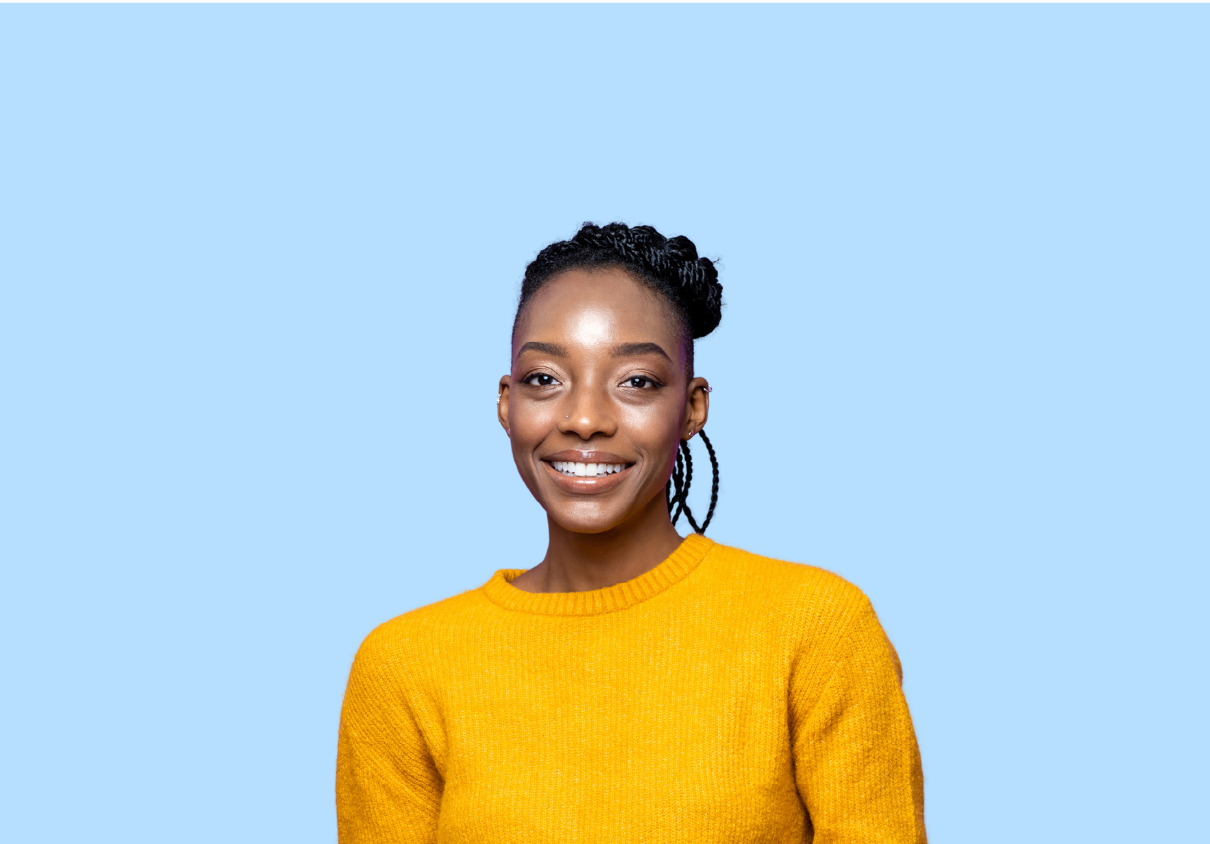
top-left (482, 533), bottom-right (714, 616)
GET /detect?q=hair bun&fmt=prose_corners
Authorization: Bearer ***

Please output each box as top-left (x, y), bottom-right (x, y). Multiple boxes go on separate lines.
top-left (566, 222), bottom-right (724, 339)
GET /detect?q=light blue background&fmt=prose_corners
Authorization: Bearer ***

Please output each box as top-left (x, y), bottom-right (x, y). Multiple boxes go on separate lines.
top-left (2, 6), bottom-right (1206, 842)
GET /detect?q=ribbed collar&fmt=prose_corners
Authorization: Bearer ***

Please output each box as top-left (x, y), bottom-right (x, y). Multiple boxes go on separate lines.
top-left (482, 533), bottom-right (714, 617)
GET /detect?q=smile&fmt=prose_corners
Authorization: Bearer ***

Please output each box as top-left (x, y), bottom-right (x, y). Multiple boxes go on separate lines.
top-left (551, 461), bottom-right (628, 477)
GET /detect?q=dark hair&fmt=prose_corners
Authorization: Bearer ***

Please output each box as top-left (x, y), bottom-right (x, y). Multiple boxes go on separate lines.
top-left (514, 222), bottom-right (724, 375)
top-left (515, 221), bottom-right (722, 534)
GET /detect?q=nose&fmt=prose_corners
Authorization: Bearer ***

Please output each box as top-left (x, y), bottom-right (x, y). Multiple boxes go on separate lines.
top-left (559, 383), bottom-right (617, 441)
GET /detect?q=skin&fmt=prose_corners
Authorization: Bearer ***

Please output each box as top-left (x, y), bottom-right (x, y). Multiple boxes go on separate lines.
top-left (497, 267), bottom-right (711, 594)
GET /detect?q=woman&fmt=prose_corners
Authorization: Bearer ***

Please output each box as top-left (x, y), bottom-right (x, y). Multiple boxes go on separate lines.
top-left (336, 223), bottom-right (927, 843)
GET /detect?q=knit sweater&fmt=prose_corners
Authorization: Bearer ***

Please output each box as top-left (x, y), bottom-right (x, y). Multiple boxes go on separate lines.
top-left (336, 534), bottom-right (926, 843)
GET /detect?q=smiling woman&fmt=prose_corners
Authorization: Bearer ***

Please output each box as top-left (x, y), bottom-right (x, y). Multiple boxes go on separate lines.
top-left (335, 223), bottom-right (927, 843)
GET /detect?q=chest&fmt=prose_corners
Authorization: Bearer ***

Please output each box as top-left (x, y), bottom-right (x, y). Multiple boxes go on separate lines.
top-left (427, 618), bottom-right (807, 843)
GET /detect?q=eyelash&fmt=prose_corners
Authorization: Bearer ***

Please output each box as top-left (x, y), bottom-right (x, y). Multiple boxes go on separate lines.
top-left (519, 373), bottom-right (664, 390)
top-left (522, 372), bottom-right (560, 387)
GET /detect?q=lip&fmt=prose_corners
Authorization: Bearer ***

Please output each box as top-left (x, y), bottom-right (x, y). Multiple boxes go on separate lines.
top-left (541, 450), bottom-right (635, 495)
top-left (544, 450), bottom-right (631, 465)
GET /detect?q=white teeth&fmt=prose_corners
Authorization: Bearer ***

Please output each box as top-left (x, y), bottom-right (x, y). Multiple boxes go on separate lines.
top-left (553, 461), bottom-right (629, 477)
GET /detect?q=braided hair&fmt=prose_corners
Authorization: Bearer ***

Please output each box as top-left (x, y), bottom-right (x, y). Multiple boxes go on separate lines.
top-left (516, 222), bottom-right (723, 535)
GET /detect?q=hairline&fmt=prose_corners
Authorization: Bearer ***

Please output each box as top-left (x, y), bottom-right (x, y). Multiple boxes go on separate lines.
top-left (511, 263), bottom-right (695, 378)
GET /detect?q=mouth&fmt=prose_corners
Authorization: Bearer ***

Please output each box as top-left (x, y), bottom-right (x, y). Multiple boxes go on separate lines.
top-left (550, 460), bottom-right (629, 478)
top-left (541, 451), bottom-right (634, 494)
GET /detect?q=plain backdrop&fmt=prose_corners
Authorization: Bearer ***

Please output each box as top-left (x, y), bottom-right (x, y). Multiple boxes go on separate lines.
top-left (1, 6), bottom-right (1207, 843)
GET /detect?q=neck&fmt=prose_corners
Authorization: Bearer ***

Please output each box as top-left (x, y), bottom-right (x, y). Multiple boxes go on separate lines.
top-left (517, 493), bottom-right (685, 594)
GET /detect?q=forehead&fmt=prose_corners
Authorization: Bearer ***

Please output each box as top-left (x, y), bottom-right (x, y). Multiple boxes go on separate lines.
top-left (514, 267), bottom-right (683, 355)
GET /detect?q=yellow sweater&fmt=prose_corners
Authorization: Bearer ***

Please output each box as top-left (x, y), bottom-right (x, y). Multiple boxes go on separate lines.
top-left (336, 534), bottom-right (926, 843)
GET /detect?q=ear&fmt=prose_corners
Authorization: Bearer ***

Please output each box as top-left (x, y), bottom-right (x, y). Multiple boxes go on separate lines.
top-left (497, 374), bottom-right (512, 435)
top-left (683, 377), bottom-right (711, 440)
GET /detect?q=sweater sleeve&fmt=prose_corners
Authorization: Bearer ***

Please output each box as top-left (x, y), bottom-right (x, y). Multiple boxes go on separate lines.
top-left (336, 630), bottom-right (442, 844)
top-left (790, 598), bottom-right (927, 843)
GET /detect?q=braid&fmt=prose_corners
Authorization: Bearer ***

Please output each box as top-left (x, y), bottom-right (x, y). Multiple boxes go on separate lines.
top-left (677, 440), bottom-right (698, 533)
top-left (665, 431), bottom-right (720, 536)
top-left (667, 446), bottom-right (687, 527)
top-left (698, 430), bottom-right (719, 534)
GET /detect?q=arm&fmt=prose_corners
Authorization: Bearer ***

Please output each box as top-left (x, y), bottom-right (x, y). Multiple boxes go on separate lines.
top-left (790, 599), bottom-right (927, 843)
top-left (336, 632), bottom-right (443, 844)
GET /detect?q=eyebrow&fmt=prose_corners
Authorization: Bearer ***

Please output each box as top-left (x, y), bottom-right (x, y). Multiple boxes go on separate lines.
top-left (611, 342), bottom-right (672, 362)
top-left (515, 341), bottom-right (569, 360)
top-left (515, 340), bottom-right (673, 363)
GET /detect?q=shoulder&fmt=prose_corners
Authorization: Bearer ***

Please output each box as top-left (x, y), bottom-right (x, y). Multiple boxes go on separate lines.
top-left (352, 586), bottom-right (489, 673)
top-left (705, 542), bottom-right (904, 698)
top-left (705, 539), bottom-right (871, 613)
top-left (702, 539), bottom-right (876, 646)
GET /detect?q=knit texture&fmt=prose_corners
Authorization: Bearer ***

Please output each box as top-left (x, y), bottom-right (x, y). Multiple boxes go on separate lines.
top-left (336, 535), bottom-right (926, 843)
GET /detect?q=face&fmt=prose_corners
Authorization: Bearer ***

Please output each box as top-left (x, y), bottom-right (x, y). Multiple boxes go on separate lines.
top-left (498, 267), bottom-right (710, 535)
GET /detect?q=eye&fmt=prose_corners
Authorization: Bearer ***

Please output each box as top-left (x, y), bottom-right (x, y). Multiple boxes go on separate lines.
top-left (623, 376), bottom-right (661, 389)
top-left (523, 373), bottom-right (560, 387)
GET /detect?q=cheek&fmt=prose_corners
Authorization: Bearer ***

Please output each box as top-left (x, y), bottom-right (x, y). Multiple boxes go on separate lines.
top-left (619, 397), bottom-right (684, 462)
top-left (508, 396), bottom-right (556, 455)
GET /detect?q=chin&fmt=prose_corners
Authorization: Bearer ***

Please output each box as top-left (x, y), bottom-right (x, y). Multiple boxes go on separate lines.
top-left (546, 502), bottom-right (632, 535)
